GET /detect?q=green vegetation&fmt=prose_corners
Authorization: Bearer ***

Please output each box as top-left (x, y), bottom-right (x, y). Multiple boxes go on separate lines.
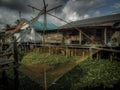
top-left (19, 52), bottom-right (80, 86)
top-left (21, 52), bottom-right (78, 67)
top-left (49, 59), bottom-right (120, 90)
top-left (20, 52), bottom-right (120, 89)
top-left (1, 51), bottom-right (120, 90)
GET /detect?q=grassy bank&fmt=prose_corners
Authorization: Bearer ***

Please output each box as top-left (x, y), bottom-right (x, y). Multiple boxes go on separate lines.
top-left (49, 59), bottom-right (120, 90)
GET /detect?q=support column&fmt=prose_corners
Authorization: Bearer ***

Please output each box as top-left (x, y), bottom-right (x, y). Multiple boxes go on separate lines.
top-left (13, 36), bottom-right (19, 90)
top-left (2, 70), bottom-right (8, 90)
top-left (104, 28), bottom-right (107, 45)
top-left (44, 68), bottom-right (47, 90)
top-left (79, 30), bottom-right (82, 45)
top-left (14, 68), bottom-right (19, 90)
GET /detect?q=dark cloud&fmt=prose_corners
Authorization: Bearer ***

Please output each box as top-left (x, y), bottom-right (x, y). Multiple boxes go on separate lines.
top-left (0, 0), bottom-right (120, 28)
top-left (0, 0), bottom-right (65, 13)
top-left (0, 0), bottom-right (31, 12)
top-left (0, 0), bottom-right (65, 27)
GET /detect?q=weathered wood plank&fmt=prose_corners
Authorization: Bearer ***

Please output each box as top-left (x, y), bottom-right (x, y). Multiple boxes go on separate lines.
top-left (0, 52), bottom-right (13, 57)
top-left (0, 64), bottom-right (18, 71)
top-left (0, 58), bottom-right (14, 66)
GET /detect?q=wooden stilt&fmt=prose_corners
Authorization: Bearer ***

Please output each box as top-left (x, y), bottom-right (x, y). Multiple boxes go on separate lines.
top-left (104, 28), bottom-right (107, 45)
top-left (14, 68), bottom-right (19, 90)
top-left (75, 48), bottom-right (76, 56)
top-left (82, 51), bottom-right (85, 57)
top-left (110, 53), bottom-right (113, 61)
top-left (89, 48), bottom-right (93, 60)
top-left (44, 68), bottom-right (47, 90)
top-left (2, 70), bottom-right (8, 90)
top-left (96, 52), bottom-right (99, 60)
top-left (65, 47), bottom-right (68, 58)
top-left (48, 46), bottom-right (50, 54)
top-left (70, 49), bottom-right (73, 56)
top-left (13, 36), bottom-right (19, 90)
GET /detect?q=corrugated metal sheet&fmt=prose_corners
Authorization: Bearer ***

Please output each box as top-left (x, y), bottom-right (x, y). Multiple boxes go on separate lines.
top-left (61, 13), bottom-right (120, 28)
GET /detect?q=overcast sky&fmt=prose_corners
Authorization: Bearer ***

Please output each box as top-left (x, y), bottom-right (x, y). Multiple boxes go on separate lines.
top-left (0, 0), bottom-right (120, 28)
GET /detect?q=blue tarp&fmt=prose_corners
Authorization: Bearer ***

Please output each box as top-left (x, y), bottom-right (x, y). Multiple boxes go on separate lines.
top-left (22, 18), bottom-right (58, 31)
top-left (33, 21), bottom-right (58, 31)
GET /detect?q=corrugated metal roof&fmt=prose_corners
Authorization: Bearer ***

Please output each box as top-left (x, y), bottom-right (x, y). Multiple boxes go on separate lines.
top-left (22, 19), bottom-right (58, 30)
top-left (33, 21), bottom-right (58, 31)
top-left (61, 13), bottom-right (120, 28)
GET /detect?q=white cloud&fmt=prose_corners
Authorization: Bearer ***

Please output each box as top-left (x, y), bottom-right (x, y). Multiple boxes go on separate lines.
top-left (61, 0), bottom-right (104, 22)
top-left (67, 12), bottom-right (79, 21)
top-left (84, 14), bottom-right (90, 19)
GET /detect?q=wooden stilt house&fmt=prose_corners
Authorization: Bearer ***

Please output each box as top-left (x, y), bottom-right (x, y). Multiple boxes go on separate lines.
top-left (58, 13), bottom-right (120, 47)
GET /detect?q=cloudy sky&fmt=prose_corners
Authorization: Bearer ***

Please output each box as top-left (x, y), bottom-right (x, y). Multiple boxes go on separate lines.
top-left (0, 0), bottom-right (120, 28)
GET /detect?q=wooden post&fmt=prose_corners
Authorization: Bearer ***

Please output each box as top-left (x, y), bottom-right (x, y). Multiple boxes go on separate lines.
top-left (13, 36), bottom-right (18, 64)
top-left (71, 49), bottom-right (73, 56)
top-left (99, 52), bottom-right (101, 60)
top-left (13, 36), bottom-right (19, 90)
top-left (75, 48), bottom-right (76, 56)
top-left (89, 48), bottom-right (93, 60)
top-left (79, 30), bottom-right (82, 45)
top-left (14, 68), bottom-right (19, 90)
top-left (110, 52), bottom-right (113, 61)
top-left (2, 70), bottom-right (8, 90)
top-left (65, 47), bottom-right (68, 57)
top-left (104, 28), bottom-right (107, 45)
top-left (96, 52), bottom-right (99, 60)
top-left (110, 54), bottom-right (113, 61)
top-left (82, 49), bottom-right (85, 57)
top-left (44, 68), bottom-right (47, 90)
top-left (48, 46), bottom-right (50, 54)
